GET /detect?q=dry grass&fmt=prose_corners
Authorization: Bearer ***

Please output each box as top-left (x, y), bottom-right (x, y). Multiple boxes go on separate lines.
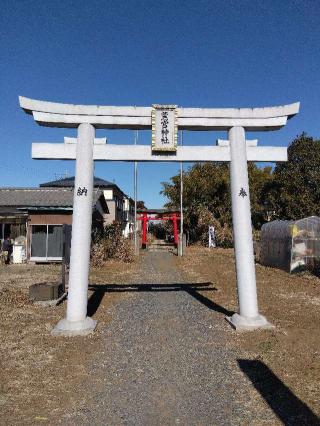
top-left (177, 246), bottom-right (320, 419)
top-left (0, 261), bottom-right (139, 425)
top-left (1, 250), bottom-right (319, 423)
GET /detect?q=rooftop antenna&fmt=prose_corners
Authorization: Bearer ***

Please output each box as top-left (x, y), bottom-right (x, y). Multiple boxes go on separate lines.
top-left (53, 170), bottom-right (70, 181)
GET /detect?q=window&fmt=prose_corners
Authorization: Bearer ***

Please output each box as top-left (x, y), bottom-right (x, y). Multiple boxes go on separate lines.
top-left (47, 225), bottom-right (63, 257)
top-left (0, 222), bottom-right (27, 241)
top-left (31, 225), bottom-right (63, 260)
top-left (31, 225), bottom-right (47, 258)
top-left (115, 197), bottom-right (123, 210)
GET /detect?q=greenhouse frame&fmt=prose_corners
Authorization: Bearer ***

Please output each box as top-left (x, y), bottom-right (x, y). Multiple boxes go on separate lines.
top-left (260, 216), bottom-right (320, 273)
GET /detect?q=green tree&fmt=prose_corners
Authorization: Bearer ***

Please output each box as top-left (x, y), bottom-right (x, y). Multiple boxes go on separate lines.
top-left (161, 163), bottom-right (231, 242)
top-left (268, 133), bottom-right (320, 220)
top-left (161, 133), bottom-right (320, 244)
top-left (248, 163), bottom-right (273, 228)
top-left (161, 162), bottom-right (273, 244)
top-left (137, 200), bottom-right (147, 210)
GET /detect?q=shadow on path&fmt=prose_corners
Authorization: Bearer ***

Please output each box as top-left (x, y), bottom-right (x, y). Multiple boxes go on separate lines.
top-left (238, 359), bottom-right (319, 426)
top-left (87, 282), bottom-right (234, 318)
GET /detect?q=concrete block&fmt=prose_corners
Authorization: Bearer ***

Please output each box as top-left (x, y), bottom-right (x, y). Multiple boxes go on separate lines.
top-left (29, 282), bottom-right (63, 301)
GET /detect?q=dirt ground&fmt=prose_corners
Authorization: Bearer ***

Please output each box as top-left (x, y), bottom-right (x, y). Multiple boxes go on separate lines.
top-left (176, 247), bottom-right (320, 421)
top-left (0, 261), bottom-right (139, 425)
top-left (0, 249), bottom-right (319, 424)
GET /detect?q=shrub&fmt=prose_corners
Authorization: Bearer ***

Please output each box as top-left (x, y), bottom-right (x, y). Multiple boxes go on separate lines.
top-left (196, 207), bottom-right (233, 248)
top-left (90, 242), bottom-right (106, 267)
top-left (91, 222), bottom-right (135, 267)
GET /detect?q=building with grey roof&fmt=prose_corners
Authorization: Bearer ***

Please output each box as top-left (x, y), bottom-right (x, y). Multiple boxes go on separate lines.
top-left (0, 187), bottom-right (109, 262)
top-left (40, 176), bottom-right (134, 235)
top-left (40, 176), bottom-right (117, 190)
top-left (0, 187), bottom-right (106, 209)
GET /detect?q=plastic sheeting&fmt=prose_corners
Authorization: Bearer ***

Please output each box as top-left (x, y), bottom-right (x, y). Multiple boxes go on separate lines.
top-left (260, 216), bottom-right (320, 273)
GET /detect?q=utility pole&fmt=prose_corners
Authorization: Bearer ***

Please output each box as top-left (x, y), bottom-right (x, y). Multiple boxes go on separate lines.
top-left (179, 130), bottom-right (184, 256)
top-left (134, 130), bottom-right (138, 255)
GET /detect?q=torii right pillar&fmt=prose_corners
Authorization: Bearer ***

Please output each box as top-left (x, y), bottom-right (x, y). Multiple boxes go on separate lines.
top-left (227, 126), bottom-right (272, 330)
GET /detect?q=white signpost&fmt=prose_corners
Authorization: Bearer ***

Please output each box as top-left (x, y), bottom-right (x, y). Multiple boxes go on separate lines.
top-left (209, 226), bottom-right (216, 248)
top-left (19, 96), bottom-right (299, 335)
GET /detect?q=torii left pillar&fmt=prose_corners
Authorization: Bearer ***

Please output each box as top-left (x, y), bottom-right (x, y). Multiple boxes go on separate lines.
top-left (52, 123), bottom-right (97, 336)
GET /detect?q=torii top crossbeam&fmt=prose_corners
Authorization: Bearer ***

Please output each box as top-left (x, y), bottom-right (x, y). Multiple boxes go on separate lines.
top-left (19, 97), bottom-right (299, 131)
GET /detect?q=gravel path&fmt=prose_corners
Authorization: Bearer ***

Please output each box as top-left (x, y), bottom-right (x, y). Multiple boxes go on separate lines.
top-left (63, 252), bottom-right (278, 425)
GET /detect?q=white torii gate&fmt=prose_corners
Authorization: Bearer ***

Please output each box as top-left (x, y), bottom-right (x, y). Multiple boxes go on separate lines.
top-left (19, 97), bottom-right (299, 335)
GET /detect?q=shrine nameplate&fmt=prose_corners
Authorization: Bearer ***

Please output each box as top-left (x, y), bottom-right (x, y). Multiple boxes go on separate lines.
top-left (151, 104), bottom-right (178, 153)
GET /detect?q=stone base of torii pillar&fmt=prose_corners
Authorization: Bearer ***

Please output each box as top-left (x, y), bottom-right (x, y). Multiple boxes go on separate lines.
top-left (226, 313), bottom-right (274, 331)
top-left (52, 317), bottom-right (97, 337)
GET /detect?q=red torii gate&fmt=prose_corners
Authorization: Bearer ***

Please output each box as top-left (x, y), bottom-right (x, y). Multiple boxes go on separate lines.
top-left (137, 209), bottom-right (180, 249)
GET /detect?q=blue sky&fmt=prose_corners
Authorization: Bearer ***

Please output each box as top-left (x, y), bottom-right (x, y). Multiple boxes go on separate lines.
top-left (1, 0), bottom-right (319, 207)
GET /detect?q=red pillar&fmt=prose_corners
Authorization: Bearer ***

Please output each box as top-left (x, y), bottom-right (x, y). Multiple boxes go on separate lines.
top-left (173, 213), bottom-right (178, 247)
top-left (142, 212), bottom-right (148, 249)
